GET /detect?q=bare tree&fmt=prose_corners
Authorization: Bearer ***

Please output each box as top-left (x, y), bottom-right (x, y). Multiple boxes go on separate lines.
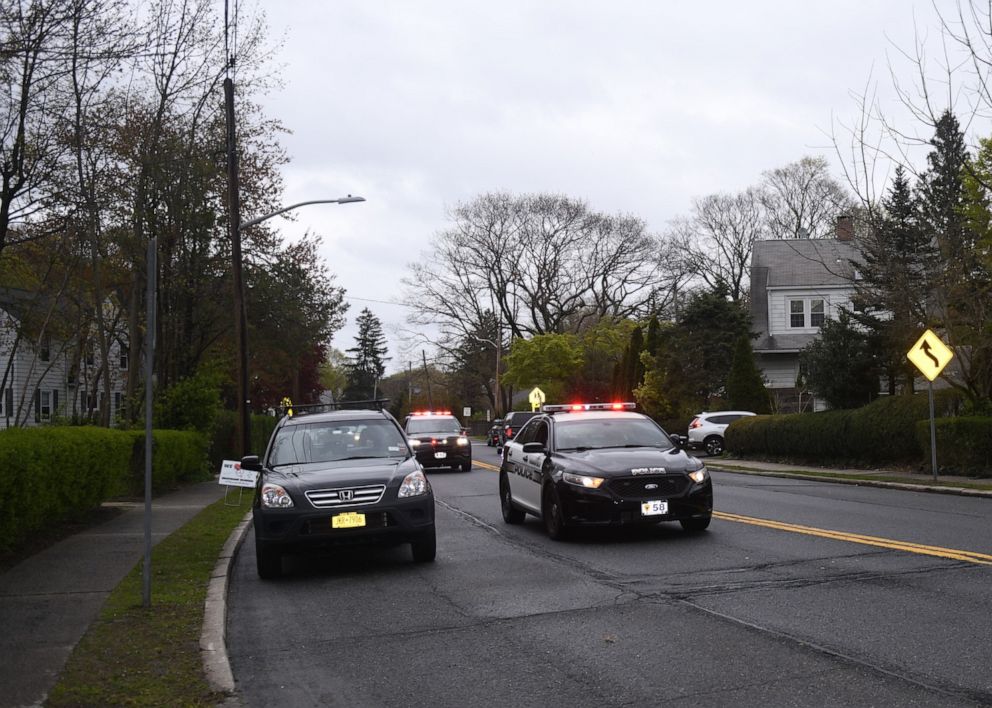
top-left (404, 192), bottom-right (670, 352)
top-left (761, 156), bottom-right (855, 239)
top-left (669, 188), bottom-right (766, 303)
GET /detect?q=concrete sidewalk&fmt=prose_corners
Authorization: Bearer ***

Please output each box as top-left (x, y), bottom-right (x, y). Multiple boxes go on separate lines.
top-left (0, 480), bottom-right (226, 708)
top-left (708, 457), bottom-right (992, 498)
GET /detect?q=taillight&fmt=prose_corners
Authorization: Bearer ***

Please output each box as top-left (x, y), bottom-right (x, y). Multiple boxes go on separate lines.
top-left (505, 426), bottom-right (513, 438)
top-left (689, 419), bottom-right (701, 429)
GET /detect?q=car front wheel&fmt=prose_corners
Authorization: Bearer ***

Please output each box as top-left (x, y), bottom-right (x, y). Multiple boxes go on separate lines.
top-left (680, 515), bottom-right (711, 532)
top-left (704, 435), bottom-right (724, 456)
top-left (411, 525), bottom-right (437, 563)
top-left (542, 485), bottom-right (569, 541)
top-left (255, 540), bottom-right (282, 579)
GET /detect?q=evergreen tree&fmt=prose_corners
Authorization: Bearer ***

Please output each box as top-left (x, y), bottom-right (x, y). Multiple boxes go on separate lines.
top-left (726, 334), bottom-right (771, 413)
top-left (798, 311), bottom-right (881, 410)
top-left (852, 166), bottom-right (933, 393)
top-left (344, 308), bottom-right (390, 400)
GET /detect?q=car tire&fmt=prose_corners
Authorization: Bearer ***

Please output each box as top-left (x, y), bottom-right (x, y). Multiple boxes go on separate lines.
top-left (704, 435), bottom-right (724, 456)
top-left (255, 540), bottom-right (282, 579)
top-left (411, 525), bottom-right (437, 563)
top-left (542, 485), bottom-right (569, 541)
top-left (680, 515), bottom-right (712, 533)
top-left (461, 460), bottom-right (472, 472)
top-left (500, 472), bottom-right (526, 524)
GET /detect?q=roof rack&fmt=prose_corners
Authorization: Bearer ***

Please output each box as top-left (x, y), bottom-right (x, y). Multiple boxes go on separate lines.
top-left (281, 399), bottom-right (391, 417)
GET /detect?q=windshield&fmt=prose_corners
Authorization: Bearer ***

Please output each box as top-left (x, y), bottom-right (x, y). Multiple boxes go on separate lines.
top-left (268, 419), bottom-right (409, 466)
top-left (406, 417), bottom-right (461, 435)
top-left (555, 417), bottom-right (673, 450)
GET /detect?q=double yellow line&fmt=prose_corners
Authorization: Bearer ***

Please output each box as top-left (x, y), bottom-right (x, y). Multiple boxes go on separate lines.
top-left (474, 460), bottom-right (501, 472)
top-left (714, 511), bottom-right (992, 566)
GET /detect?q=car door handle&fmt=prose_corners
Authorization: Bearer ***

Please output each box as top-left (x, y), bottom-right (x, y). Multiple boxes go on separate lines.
top-left (522, 455), bottom-right (529, 463)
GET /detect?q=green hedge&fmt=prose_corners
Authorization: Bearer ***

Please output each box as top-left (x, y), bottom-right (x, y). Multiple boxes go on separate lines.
top-left (915, 416), bottom-right (992, 476)
top-left (724, 390), bottom-right (966, 466)
top-left (0, 426), bottom-right (209, 554)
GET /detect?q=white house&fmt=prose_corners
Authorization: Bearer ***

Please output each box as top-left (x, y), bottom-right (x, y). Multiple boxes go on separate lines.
top-left (0, 287), bottom-right (129, 427)
top-left (749, 218), bottom-right (862, 413)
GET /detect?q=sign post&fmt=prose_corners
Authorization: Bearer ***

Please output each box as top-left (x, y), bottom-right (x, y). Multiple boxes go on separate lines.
top-left (528, 387), bottom-right (546, 411)
top-left (906, 330), bottom-right (954, 481)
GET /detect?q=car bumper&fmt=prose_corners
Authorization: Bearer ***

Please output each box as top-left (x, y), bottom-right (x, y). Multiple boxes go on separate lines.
top-left (414, 448), bottom-right (471, 469)
top-left (253, 494), bottom-right (435, 549)
top-left (555, 479), bottom-right (713, 526)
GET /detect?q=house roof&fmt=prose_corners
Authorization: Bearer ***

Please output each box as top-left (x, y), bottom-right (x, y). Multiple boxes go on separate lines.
top-left (750, 238), bottom-right (862, 352)
top-left (752, 238), bottom-right (861, 287)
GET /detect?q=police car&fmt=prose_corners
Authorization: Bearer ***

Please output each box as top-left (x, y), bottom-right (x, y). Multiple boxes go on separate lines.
top-left (498, 403), bottom-right (712, 539)
top-left (403, 410), bottom-right (472, 471)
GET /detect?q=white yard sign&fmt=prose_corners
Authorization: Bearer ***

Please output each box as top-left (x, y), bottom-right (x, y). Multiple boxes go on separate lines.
top-left (219, 459), bottom-right (258, 488)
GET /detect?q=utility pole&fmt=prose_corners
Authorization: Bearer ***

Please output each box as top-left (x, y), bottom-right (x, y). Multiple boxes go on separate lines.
top-left (422, 350), bottom-right (433, 409)
top-left (225, 76), bottom-right (251, 458)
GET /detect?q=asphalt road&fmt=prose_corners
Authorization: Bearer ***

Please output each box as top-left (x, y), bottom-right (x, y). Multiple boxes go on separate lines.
top-left (227, 445), bottom-right (992, 707)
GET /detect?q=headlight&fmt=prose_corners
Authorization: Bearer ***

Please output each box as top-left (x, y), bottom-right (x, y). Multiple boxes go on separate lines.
top-left (562, 472), bottom-right (605, 489)
top-left (260, 483), bottom-right (294, 509)
top-left (408, 438), bottom-right (420, 447)
top-left (456, 436), bottom-right (469, 446)
top-left (399, 469), bottom-right (430, 498)
top-left (688, 467), bottom-right (709, 484)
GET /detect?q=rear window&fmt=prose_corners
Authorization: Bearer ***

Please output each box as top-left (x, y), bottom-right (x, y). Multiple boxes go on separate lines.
top-left (406, 416), bottom-right (461, 434)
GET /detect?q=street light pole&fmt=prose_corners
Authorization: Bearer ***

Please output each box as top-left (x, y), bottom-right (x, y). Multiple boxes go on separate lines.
top-left (233, 196), bottom-right (365, 457)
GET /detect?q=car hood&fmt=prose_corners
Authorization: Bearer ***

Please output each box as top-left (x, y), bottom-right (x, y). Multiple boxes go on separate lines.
top-left (265, 457), bottom-right (417, 489)
top-left (556, 447), bottom-right (701, 477)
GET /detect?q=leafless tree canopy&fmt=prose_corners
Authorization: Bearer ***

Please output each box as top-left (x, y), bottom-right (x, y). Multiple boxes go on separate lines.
top-left (404, 192), bottom-right (686, 354)
top-left (761, 156), bottom-right (855, 239)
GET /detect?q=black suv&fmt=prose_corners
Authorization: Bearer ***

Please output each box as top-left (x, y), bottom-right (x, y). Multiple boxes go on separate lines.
top-left (498, 410), bottom-right (539, 450)
top-left (403, 411), bottom-right (472, 471)
top-left (243, 405), bottom-right (436, 578)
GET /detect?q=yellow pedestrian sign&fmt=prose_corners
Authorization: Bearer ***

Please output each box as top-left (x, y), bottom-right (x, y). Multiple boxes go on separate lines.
top-left (528, 387), bottom-right (546, 411)
top-left (907, 330), bottom-right (953, 382)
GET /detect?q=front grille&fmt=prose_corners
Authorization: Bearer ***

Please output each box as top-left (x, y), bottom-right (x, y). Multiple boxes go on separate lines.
top-left (305, 485), bottom-right (386, 508)
top-left (608, 475), bottom-right (688, 499)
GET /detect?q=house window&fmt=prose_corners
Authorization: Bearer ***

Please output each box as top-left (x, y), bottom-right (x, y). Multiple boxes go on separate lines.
top-left (4, 389), bottom-right (11, 417)
top-left (40, 334), bottom-right (51, 362)
top-left (85, 349), bottom-right (95, 367)
top-left (789, 298), bottom-right (827, 329)
top-left (40, 390), bottom-right (52, 420)
top-left (114, 392), bottom-right (123, 417)
top-left (790, 300), bottom-right (805, 328)
top-left (810, 299), bottom-right (825, 327)
top-left (119, 344), bottom-right (128, 370)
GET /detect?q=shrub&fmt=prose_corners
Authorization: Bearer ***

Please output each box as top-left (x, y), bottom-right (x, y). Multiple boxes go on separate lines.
top-left (208, 410), bottom-right (279, 470)
top-left (0, 426), bottom-right (210, 555)
top-left (916, 416), bottom-right (992, 477)
top-left (724, 389), bottom-right (964, 466)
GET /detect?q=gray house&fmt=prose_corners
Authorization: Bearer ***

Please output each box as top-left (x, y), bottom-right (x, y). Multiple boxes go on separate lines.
top-left (0, 287), bottom-right (128, 427)
top-left (749, 218), bottom-right (862, 413)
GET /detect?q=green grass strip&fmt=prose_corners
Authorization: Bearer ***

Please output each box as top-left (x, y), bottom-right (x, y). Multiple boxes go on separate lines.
top-left (46, 499), bottom-right (248, 707)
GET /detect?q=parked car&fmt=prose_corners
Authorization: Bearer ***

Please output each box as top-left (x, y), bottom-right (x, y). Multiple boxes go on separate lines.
top-left (244, 405), bottom-right (436, 579)
top-left (403, 410), bottom-right (472, 471)
top-left (499, 402), bottom-right (712, 538)
top-left (498, 410), bottom-right (539, 450)
top-left (487, 419), bottom-right (503, 446)
top-left (686, 410), bottom-right (756, 456)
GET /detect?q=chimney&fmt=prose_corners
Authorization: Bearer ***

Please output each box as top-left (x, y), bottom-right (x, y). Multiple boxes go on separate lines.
top-left (835, 214), bottom-right (854, 241)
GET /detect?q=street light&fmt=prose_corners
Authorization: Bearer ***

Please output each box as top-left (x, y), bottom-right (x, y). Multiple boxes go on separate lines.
top-left (232, 195), bottom-right (365, 457)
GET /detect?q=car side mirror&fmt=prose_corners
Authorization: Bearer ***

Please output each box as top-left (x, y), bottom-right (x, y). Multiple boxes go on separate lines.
top-left (240, 455), bottom-right (261, 471)
top-left (522, 442), bottom-right (546, 454)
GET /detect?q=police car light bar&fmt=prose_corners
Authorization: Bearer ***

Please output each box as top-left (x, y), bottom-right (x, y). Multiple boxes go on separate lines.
top-left (411, 410), bottom-right (452, 416)
top-left (542, 402), bottom-right (636, 413)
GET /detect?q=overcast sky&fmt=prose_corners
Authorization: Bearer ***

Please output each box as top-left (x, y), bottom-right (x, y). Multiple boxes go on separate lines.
top-left (253, 1), bottom-right (946, 374)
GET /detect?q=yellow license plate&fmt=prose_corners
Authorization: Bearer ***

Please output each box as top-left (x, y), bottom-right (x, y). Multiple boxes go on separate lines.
top-left (332, 512), bottom-right (366, 529)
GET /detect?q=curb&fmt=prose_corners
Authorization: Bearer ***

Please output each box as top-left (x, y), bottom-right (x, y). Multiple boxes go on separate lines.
top-left (200, 510), bottom-right (252, 700)
top-left (707, 463), bottom-right (992, 499)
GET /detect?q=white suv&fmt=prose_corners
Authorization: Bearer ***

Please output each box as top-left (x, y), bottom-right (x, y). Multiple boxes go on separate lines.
top-left (687, 411), bottom-right (756, 456)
